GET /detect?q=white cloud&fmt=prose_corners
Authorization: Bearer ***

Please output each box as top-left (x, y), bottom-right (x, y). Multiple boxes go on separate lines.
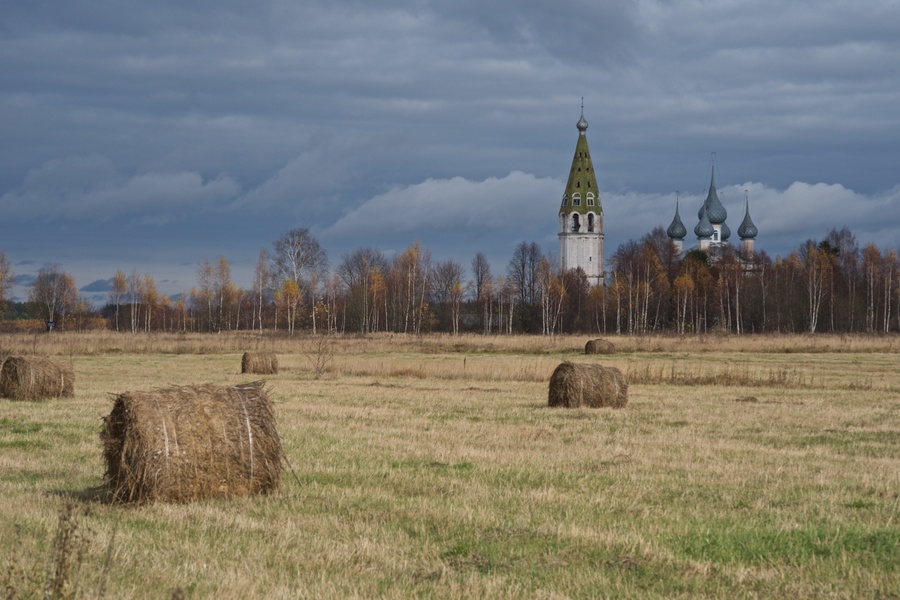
top-left (727, 181), bottom-right (900, 252)
top-left (232, 142), bottom-right (349, 217)
top-left (605, 180), bottom-right (900, 258)
top-left (327, 172), bottom-right (900, 268)
top-left (323, 171), bottom-right (561, 240)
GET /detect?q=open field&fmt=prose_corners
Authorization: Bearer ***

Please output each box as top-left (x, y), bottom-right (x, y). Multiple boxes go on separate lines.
top-left (2, 333), bottom-right (899, 598)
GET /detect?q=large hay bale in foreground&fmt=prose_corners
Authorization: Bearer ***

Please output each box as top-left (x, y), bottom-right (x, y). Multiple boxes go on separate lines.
top-left (584, 339), bottom-right (615, 355)
top-left (241, 352), bottom-right (278, 375)
top-left (0, 356), bottom-right (75, 401)
top-left (548, 362), bottom-right (627, 408)
top-left (101, 381), bottom-right (284, 504)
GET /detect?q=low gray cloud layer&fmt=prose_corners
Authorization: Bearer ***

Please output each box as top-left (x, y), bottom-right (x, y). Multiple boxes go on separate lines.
top-left (2, 0), bottom-right (898, 302)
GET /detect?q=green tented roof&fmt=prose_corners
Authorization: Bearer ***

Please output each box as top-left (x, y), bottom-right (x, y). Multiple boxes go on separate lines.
top-left (559, 130), bottom-right (602, 216)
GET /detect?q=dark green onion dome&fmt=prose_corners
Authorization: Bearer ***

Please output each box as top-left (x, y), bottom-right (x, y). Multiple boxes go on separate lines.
top-left (559, 113), bottom-right (601, 217)
top-left (698, 165), bottom-right (728, 225)
top-left (667, 199), bottom-right (687, 240)
top-left (738, 198), bottom-right (758, 239)
top-left (694, 206), bottom-right (714, 238)
top-left (720, 221), bottom-right (731, 241)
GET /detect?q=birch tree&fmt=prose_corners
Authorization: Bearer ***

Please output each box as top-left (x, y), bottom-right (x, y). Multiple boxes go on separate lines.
top-left (388, 242), bottom-right (431, 334)
top-left (281, 280), bottom-right (302, 335)
top-left (109, 270), bottom-right (127, 332)
top-left (127, 268), bottom-right (143, 333)
top-left (0, 252), bottom-right (14, 316)
top-left (537, 257), bottom-right (566, 336)
top-left (673, 273), bottom-right (694, 334)
top-left (862, 244), bottom-right (882, 332)
top-left (196, 258), bottom-right (215, 332)
top-left (142, 274), bottom-right (157, 332)
top-left (29, 265), bottom-right (78, 331)
top-left (471, 253), bottom-right (492, 334)
top-left (213, 256), bottom-right (233, 332)
top-left (800, 240), bottom-right (835, 333)
top-left (271, 229), bottom-right (328, 334)
top-left (252, 249), bottom-right (272, 332)
top-left (506, 242), bottom-right (542, 333)
top-left (882, 250), bottom-right (898, 333)
top-left (337, 247), bottom-right (386, 334)
top-left (432, 259), bottom-right (464, 334)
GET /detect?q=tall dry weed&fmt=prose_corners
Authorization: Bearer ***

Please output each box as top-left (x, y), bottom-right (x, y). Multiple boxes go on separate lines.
top-left (3, 503), bottom-right (91, 600)
top-left (622, 363), bottom-right (809, 388)
top-left (2, 331), bottom-right (896, 358)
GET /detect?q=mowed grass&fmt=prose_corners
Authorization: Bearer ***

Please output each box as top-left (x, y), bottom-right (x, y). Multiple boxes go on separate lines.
top-left (1, 334), bottom-right (898, 599)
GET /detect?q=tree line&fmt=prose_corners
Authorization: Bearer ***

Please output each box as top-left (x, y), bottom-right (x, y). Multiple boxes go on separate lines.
top-left (1, 226), bottom-right (898, 335)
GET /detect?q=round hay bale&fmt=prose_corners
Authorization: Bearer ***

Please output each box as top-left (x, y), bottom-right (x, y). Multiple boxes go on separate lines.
top-left (241, 352), bottom-right (278, 375)
top-left (548, 361), bottom-right (627, 408)
top-left (0, 356), bottom-right (75, 401)
top-left (584, 339), bottom-right (615, 355)
top-left (101, 381), bottom-right (284, 504)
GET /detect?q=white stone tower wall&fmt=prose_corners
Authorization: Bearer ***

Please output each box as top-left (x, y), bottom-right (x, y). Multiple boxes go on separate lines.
top-left (741, 238), bottom-right (755, 259)
top-left (560, 233), bottom-right (603, 284)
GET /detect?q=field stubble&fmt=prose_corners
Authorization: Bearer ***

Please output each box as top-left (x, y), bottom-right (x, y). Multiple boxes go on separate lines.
top-left (1, 332), bottom-right (898, 598)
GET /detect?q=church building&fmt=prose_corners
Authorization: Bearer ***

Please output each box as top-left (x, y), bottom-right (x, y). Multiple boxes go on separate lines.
top-left (558, 109), bottom-right (604, 285)
top-left (666, 155), bottom-right (759, 259)
top-left (556, 111), bottom-right (759, 283)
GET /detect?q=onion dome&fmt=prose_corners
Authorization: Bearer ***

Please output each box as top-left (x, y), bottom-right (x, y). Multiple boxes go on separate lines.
top-left (738, 196), bottom-right (758, 239)
top-left (698, 164), bottom-right (728, 224)
top-left (667, 198), bottom-right (687, 240)
top-left (577, 114), bottom-right (588, 133)
top-left (720, 221), bottom-right (731, 241)
top-left (694, 206), bottom-right (714, 239)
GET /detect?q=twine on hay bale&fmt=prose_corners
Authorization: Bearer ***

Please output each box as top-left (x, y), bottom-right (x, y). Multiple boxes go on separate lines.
top-left (0, 356), bottom-right (75, 401)
top-left (241, 352), bottom-right (278, 375)
top-left (584, 339), bottom-right (615, 355)
top-left (101, 381), bottom-right (284, 504)
top-left (548, 361), bottom-right (628, 408)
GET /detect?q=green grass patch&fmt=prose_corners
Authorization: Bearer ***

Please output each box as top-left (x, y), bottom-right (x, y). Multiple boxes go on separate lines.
top-left (0, 439), bottom-right (51, 450)
top-left (675, 524), bottom-right (900, 568)
top-left (0, 417), bottom-right (43, 434)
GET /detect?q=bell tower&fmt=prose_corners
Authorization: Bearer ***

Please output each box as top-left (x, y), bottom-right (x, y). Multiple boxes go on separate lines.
top-left (558, 104), bottom-right (604, 286)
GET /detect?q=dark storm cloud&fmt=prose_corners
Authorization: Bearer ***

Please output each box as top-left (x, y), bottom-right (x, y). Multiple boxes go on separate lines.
top-left (81, 278), bottom-right (112, 293)
top-left (433, 0), bottom-right (643, 65)
top-left (0, 155), bottom-right (239, 221)
top-left (13, 274), bottom-right (35, 287)
top-left (1, 0), bottom-right (898, 298)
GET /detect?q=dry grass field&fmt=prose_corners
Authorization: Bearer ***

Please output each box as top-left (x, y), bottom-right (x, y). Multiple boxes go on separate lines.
top-left (1, 332), bottom-right (898, 599)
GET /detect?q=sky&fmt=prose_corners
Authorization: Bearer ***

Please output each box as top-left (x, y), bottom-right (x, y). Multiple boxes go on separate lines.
top-left (2, 0), bottom-right (899, 305)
